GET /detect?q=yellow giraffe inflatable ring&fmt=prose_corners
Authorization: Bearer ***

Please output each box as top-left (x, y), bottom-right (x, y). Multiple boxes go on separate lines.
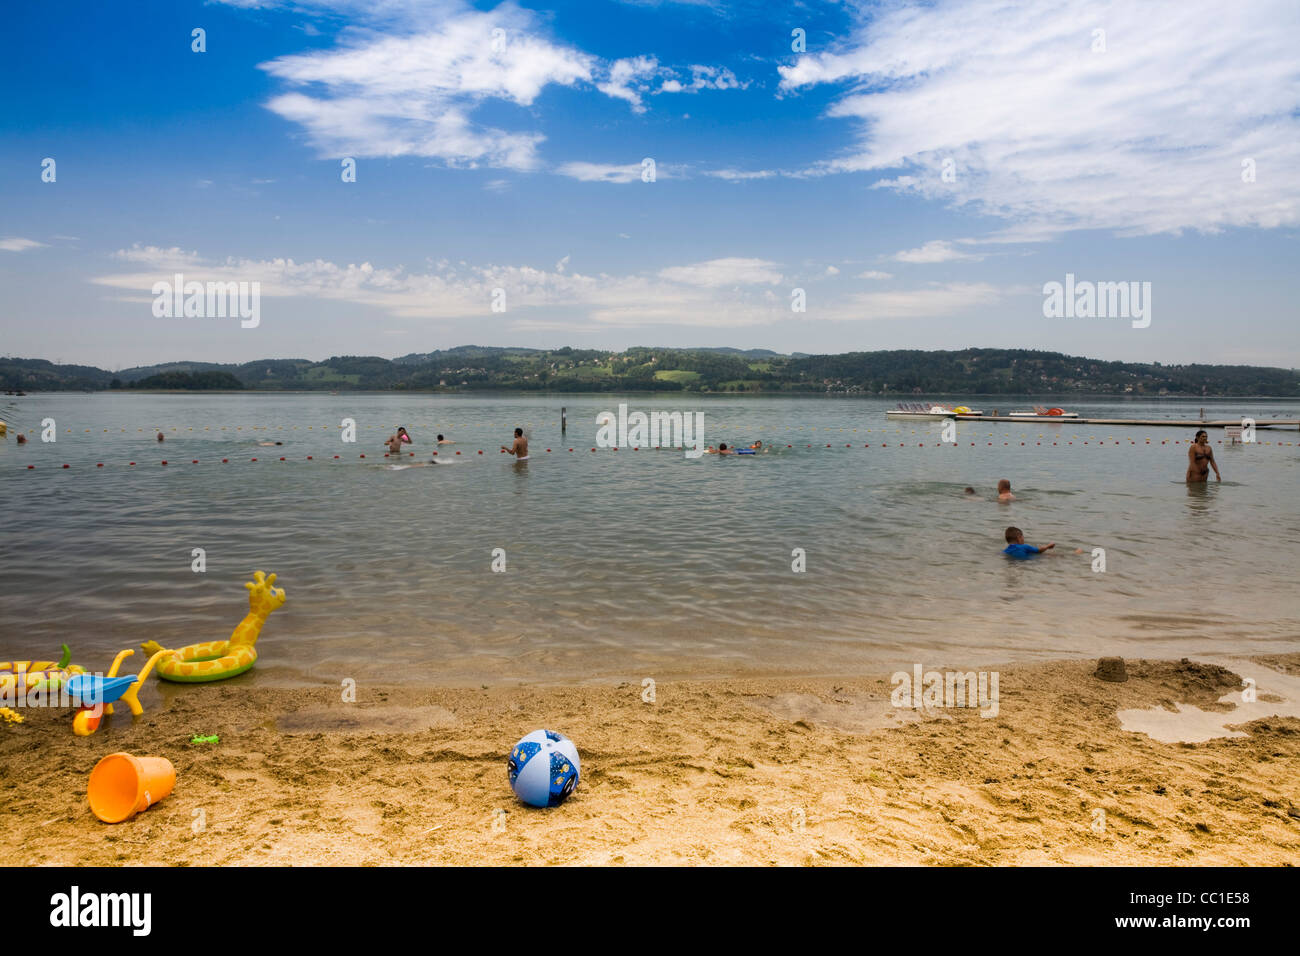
top-left (144, 571), bottom-right (285, 683)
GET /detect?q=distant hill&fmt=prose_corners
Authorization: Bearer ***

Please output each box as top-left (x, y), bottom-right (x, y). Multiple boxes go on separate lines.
top-left (127, 371), bottom-right (246, 390)
top-left (2, 347), bottom-right (1297, 396)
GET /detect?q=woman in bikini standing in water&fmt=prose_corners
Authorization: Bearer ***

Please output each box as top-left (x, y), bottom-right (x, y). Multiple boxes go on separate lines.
top-left (1186, 429), bottom-right (1221, 483)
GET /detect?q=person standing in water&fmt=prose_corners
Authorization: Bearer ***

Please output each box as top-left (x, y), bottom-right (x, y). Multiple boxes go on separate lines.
top-left (1186, 429), bottom-right (1221, 483)
top-left (502, 427), bottom-right (528, 461)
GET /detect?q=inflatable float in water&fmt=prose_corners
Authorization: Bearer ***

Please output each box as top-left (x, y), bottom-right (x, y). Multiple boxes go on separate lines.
top-left (143, 571), bottom-right (285, 682)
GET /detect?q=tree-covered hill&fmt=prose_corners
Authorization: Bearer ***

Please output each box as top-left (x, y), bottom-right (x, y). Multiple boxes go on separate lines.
top-left (2, 347), bottom-right (1296, 396)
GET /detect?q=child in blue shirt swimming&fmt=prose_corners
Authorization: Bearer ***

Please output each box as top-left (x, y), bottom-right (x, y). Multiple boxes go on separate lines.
top-left (1003, 526), bottom-right (1055, 559)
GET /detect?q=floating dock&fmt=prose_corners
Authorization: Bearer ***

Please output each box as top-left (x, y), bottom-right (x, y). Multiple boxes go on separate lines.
top-left (953, 416), bottom-right (1300, 429)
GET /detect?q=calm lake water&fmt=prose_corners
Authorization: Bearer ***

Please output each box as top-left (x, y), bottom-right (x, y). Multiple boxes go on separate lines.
top-left (2, 392), bottom-right (1297, 685)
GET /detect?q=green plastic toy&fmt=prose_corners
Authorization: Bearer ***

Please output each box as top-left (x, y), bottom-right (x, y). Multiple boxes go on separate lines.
top-left (190, 734), bottom-right (220, 744)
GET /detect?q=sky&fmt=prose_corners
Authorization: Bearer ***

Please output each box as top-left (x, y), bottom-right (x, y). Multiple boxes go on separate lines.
top-left (1, 0), bottom-right (1297, 369)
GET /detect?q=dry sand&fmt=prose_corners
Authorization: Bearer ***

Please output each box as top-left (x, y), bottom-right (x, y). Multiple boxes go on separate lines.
top-left (3, 655), bottom-right (1298, 866)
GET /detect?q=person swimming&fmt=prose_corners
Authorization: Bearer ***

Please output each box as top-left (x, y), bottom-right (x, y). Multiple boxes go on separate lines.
top-left (1186, 429), bottom-right (1221, 483)
top-left (1002, 526), bottom-right (1054, 559)
top-left (706, 443), bottom-right (733, 455)
top-left (156, 432), bottom-right (165, 442)
top-left (963, 486), bottom-right (977, 495)
top-left (997, 479), bottom-right (1015, 502)
top-left (502, 427), bottom-right (528, 461)
top-left (436, 434), bottom-right (455, 445)
top-left (749, 440), bottom-right (763, 450)
top-left (397, 426), bottom-right (412, 444)
top-left (385, 432), bottom-right (403, 453)
top-left (256, 441), bottom-right (284, 447)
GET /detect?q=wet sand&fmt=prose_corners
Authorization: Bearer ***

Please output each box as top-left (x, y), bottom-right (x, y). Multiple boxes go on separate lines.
top-left (2, 655), bottom-right (1298, 866)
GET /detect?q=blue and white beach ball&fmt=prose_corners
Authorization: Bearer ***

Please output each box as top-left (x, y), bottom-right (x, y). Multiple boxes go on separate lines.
top-left (507, 729), bottom-right (580, 808)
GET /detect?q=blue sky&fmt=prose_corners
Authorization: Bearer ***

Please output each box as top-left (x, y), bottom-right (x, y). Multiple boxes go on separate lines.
top-left (1, 0), bottom-right (1297, 368)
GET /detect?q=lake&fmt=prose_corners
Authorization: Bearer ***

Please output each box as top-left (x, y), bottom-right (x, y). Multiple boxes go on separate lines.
top-left (2, 392), bottom-right (1297, 685)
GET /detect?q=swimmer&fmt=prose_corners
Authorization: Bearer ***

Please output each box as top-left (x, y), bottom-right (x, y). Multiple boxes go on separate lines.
top-left (397, 426), bottom-right (412, 444)
top-left (256, 441), bottom-right (284, 447)
top-left (749, 440), bottom-right (763, 450)
top-left (384, 433), bottom-right (402, 454)
top-left (1002, 526), bottom-right (1054, 559)
top-left (15, 433), bottom-right (26, 445)
top-left (706, 443), bottom-right (733, 455)
top-left (997, 479), bottom-right (1015, 502)
top-left (963, 487), bottom-right (977, 496)
top-left (156, 432), bottom-right (165, 442)
top-left (436, 434), bottom-right (455, 445)
top-left (1186, 429), bottom-right (1221, 483)
top-left (502, 427), bottom-right (528, 461)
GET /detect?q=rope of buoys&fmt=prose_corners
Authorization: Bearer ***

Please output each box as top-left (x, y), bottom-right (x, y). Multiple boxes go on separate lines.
top-left (13, 439), bottom-right (1294, 470)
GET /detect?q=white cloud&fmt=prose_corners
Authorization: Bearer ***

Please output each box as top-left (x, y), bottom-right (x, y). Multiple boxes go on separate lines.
top-left (234, 1), bottom-right (746, 176)
top-left (779, 0), bottom-right (1300, 236)
top-left (824, 266), bottom-right (839, 276)
top-left (0, 237), bottom-right (46, 252)
top-left (112, 245), bottom-right (205, 268)
top-left (258, 3), bottom-right (599, 169)
top-left (554, 161), bottom-right (646, 184)
top-left (656, 65), bottom-right (745, 95)
top-left (704, 168), bottom-right (777, 181)
top-left (825, 282), bottom-right (1007, 321)
top-left (597, 56), bottom-right (660, 113)
top-left (858, 270), bottom-right (893, 280)
top-left (92, 246), bottom-right (791, 330)
top-left (94, 245), bottom-right (1012, 330)
top-left (657, 257), bottom-right (783, 287)
top-left (892, 240), bottom-right (983, 264)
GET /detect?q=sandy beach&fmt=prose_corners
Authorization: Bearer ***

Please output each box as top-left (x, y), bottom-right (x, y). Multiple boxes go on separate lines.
top-left (3, 653), bottom-right (1297, 866)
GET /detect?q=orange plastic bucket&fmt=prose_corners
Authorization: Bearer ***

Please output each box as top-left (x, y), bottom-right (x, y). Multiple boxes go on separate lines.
top-left (87, 752), bottom-right (175, 823)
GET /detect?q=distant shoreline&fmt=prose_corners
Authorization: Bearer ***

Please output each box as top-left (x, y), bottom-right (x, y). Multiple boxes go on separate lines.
top-left (9, 389), bottom-right (1300, 400)
top-left (5, 347), bottom-right (1298, 397)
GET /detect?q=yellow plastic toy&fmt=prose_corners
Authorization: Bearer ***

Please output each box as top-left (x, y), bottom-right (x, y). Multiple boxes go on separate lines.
top-left (143, 571), bottom-right (285, 682)
top-left (0, 645), bottom-right (86, 700)
top-left (67, 648), bottom-right (172, 736)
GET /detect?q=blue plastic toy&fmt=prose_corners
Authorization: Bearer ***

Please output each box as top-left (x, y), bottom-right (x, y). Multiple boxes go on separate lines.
top-left (63, 648), bottom-right (172, 735)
